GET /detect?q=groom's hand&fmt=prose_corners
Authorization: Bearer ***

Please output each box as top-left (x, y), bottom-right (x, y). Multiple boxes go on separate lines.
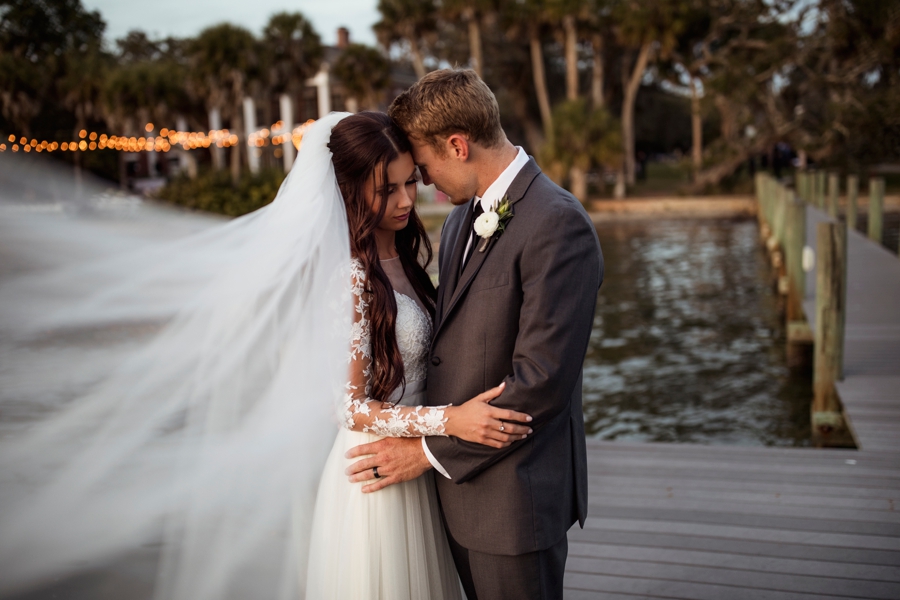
top-left (345, 437), bottom-right (431, 493)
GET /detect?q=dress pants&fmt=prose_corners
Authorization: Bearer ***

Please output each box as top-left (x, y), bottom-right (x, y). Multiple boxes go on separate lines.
top-left (445, 526), bottom-right (568, 600)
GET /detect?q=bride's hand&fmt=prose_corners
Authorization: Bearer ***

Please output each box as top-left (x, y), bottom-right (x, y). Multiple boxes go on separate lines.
top-left (444, 383), bottom-right (533, 448)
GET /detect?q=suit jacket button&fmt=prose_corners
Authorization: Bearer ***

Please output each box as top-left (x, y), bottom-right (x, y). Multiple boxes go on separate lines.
top-left (431, 356), bottom-right (441, 366)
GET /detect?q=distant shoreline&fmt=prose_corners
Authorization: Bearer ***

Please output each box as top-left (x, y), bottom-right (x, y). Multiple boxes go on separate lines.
top-left (589, 196), bottom-right (757, 221)
top-left (420, 194), bottom-right (900, 224)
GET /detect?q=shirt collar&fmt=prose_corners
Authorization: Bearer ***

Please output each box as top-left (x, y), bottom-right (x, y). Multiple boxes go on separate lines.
top-left (472, 147), bottom-right (529, 213)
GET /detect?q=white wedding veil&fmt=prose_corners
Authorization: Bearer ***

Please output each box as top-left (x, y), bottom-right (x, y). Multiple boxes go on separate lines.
top-left (0, 112), bottom-right (354, 599)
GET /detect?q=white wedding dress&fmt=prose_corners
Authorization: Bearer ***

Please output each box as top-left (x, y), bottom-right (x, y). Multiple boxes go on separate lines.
top-left (306, 258), bottom-right (462, 600)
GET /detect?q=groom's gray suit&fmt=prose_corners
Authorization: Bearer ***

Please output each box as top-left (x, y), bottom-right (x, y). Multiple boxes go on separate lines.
top-left (425, 157), bottom-right (603, 598)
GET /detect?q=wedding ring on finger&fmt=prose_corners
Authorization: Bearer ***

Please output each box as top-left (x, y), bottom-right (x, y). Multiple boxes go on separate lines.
top-left (499, 423), bottom-right (505, 432)
top-left (372, 466), bottom-right (381, 479)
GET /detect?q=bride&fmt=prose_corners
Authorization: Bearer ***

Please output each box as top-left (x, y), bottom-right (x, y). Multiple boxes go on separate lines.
top-left (0, 111), bottom-right (530, 600)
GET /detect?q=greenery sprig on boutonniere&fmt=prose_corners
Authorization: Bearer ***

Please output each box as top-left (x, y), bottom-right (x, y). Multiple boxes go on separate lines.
top-left (473, 195), bottom-right (514, 252)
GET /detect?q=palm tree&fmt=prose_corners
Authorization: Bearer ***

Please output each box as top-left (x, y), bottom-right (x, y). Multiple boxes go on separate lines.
top-left (333, 44), bottom-right (391, 111)
top-left (103, 53), bottom-right (192, 187)
top-left (374, 0), bottom-right (438, 79)
top-left (189, 24), bottom-right (260, 185)
top-left (543, 98), bottom-right (622, 201)
top-left (262, 12), bottom-right (323, 98)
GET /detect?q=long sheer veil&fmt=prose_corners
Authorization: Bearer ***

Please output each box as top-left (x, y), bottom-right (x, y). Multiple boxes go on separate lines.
top-left (0, 112), bottom-right (353, 599)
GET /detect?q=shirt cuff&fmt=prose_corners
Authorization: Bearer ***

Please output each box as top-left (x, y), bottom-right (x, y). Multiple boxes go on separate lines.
top-left (422, 437), bottom-right (451, 479)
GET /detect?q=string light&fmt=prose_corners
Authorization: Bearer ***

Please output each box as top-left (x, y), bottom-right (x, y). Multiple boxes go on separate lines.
top-left (0, 119), bottom-right (317, 154)
top-left (247, 119), bottom-right (315, 150)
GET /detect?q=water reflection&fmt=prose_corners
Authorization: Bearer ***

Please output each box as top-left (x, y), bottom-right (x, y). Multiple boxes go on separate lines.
top-left (585, 218), bottom-right (812, 446)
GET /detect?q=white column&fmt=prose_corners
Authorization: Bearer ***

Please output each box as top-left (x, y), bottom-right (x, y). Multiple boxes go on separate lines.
top-left (311, 70), bottom-right (331, 117)
top-left (208, 107), bottom-right (224, 171)
top-left (243, 97), bottom-right (260, 174)
top-left (279, 94), bottom-right (295, 172)
top-left (175, 115), bottom-right (197, 178)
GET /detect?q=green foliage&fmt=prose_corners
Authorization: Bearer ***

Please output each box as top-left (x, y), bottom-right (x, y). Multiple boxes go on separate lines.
top-left (103, 59), bottom-right (189, 127)
top-left (543, 98), bottom-right (622, 172)
top-left (0, 0), bottom-right (105, 135)
top-left (333, 44), bottom-right (391, 109)
top-left (157, 168), bottom-right (286, 217)
top-left (263, 12), bottom-right (323, 95)
top-left (374, 0), bottom-right (438, 46)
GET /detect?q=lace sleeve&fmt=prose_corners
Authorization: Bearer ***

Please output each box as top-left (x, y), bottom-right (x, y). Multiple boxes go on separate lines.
top-left (342, 260), bottom-right (449, 437)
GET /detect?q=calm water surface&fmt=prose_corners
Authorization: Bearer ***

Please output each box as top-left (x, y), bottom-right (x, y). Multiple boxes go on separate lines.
top-left (584, 218), bottom-right (812, 446)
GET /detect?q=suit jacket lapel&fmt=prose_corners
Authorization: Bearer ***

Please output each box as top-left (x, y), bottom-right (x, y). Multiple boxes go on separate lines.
top-left (433, 158), bottom-right (543, 344)
top-left (434, 205), bottom-right (475, 335)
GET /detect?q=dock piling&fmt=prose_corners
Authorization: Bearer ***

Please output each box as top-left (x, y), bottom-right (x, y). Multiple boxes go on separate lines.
top-left (815, 170), bottom-right (826, 209)
top-left (827, 173), bottom-right (839, 218)
top-left (813, 220), bottom-right (851, 445)
top-left (846, 175), bottom-right (858, 232)
top-left (785, 195), bottom-right (811, 368)
top-left (868, 176), bottom-right (884, 244)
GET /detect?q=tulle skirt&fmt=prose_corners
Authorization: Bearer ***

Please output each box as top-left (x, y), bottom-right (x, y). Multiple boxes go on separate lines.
top-left (306, 385), bottom-right (463, 600)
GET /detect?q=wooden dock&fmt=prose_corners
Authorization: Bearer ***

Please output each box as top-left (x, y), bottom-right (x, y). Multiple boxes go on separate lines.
top-left (567, 207), bottom-right (900, 599)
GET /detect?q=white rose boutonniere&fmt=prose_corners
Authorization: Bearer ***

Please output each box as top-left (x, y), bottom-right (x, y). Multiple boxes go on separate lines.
top-left (474, 195), bottom-right (514, 252)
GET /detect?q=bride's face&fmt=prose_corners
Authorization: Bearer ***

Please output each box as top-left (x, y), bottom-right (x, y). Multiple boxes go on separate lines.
top-left (366, 151), bottom-right (418, 233)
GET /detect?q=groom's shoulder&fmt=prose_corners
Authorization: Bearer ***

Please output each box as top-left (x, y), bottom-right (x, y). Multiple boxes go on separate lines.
top-left (521, 170), bottom-right (592, 227)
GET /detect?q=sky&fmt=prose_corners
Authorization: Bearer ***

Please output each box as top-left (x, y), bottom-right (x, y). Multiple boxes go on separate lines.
top-left (82, 0), bottom-right (380, 48)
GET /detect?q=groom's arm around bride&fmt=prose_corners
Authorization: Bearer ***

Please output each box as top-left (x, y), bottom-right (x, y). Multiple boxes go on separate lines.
top-left (347, 68), bottom-right (603, 600)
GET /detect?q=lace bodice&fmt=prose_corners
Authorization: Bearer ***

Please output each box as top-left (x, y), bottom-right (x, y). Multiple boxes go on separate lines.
top-left (343, 259), bottom-right (448, 437)
top-left (392, 290), bottom-right (431, 386)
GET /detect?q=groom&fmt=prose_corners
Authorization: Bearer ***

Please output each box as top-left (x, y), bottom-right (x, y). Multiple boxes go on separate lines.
top-left (347, 69), bottom-right (603, 599)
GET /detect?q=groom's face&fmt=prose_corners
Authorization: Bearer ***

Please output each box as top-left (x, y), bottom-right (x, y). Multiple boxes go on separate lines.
top-left (408, 135), bottom-right (475, 206)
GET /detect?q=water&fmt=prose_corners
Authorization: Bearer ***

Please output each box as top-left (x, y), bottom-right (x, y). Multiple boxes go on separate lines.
top-left (584, 218), bottom-right (812, 446)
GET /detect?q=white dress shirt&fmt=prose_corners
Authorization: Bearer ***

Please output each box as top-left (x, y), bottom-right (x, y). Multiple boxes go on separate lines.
top-left (423, 146), bottom-right (530, 479)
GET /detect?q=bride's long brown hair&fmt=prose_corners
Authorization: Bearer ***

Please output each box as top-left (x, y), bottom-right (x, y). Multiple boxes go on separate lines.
top-left (329, 112), bottom-right (437, 403)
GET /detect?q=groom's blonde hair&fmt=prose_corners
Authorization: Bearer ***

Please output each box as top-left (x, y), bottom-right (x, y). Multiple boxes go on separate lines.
top-left (388, 68), bottom-right (504, 155)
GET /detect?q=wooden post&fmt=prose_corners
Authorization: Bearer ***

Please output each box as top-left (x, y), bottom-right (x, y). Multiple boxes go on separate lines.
top-left (771, 184), bottom-right (786, 279)
top-left (827, 172), bottom-right (840, 218)
top-left (846, 175), bottom-right (858, 232)
top-left (785, 196), bottom-right (811, 369)
top-left (868, 176), bottom-right (884, 244)
top-left (795, 171), bottom-right (806, 204)
top-left (773, 184), bottom-right (784, 247)
top-left (813, 220), bottom-right (850, 446)
top-left (785, 198), bottom-right (806, 321)
top-left (816, 170), bottom-right (826, 209)
top-left (807, 170), bottom-right (815, 206)
top-left (754, 172), bottom-right (765, 226)
top-left (755, 173), bottom-right (767, 242)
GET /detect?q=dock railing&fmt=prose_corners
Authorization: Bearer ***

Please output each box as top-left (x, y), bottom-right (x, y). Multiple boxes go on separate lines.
top-left (754, 171), bottom-right (889, 446)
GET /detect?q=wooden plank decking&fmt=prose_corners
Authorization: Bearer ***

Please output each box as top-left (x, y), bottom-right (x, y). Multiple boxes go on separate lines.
top-left (567, 207), bottom-right (900, 599)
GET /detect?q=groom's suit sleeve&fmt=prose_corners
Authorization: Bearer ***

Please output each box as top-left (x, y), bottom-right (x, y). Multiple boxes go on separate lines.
top-left (427, 199), bottom-right (603, 484)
